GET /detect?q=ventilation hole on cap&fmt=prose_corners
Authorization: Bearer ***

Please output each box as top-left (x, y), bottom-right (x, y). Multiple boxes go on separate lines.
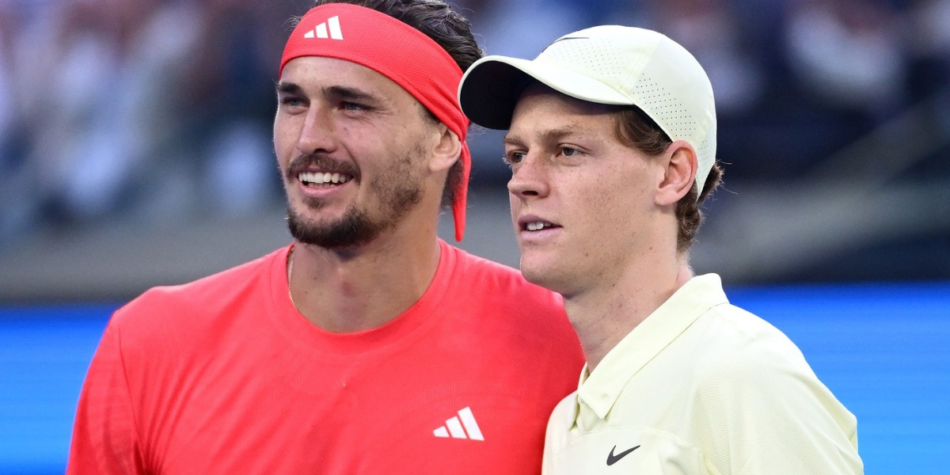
top-left (634, 74), bottom-right (694, 140)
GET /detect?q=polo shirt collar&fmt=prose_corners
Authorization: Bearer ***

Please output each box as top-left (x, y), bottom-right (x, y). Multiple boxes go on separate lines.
top-left (573, 274), bottom-right (729, 426)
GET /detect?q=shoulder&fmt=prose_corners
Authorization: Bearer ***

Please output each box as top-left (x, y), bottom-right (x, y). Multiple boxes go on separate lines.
top-left (446, 244), bottom-right (564, 311)
top-left (683, 303), bottom-right (820, 403)
top-left (109, 247), bottom-right (287, 348)
top-left (684, 305), bottom-right (861, 473)
top-left (544, 391), bottom-right (578, 446)
top-left (547, 391), bottom-right (577, 431)
top-left (121, 247), bottom-right (283, 313)
top-left (441, 244), bottom-right (582, 361)
top-left (690, 303), bottom-right (812, 383)
top-left (704, 303), bottom-right (801, 353)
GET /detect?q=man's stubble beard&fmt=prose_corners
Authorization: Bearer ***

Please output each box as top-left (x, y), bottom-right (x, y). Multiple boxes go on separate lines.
top-left (286, 149), bottom-right (424, 249)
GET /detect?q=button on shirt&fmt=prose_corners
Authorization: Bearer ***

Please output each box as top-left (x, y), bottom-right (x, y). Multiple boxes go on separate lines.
top-left (542, 274), bottom-right (863, 475)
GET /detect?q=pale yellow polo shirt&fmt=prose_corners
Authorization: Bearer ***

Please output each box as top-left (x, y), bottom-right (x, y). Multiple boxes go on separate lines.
top-left (542, 274), bottom-right (863, 475)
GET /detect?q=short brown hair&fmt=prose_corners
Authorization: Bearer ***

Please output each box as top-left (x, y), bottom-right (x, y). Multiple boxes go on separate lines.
top-left (613, 106), bottom-right (723, 253)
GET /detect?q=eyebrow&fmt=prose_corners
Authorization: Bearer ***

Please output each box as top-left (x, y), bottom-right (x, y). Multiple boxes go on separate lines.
top-left (504, 125), bottom-right (580, 146)
top-left (276, 82), bottom-right (382, 106)
top-left (324, 85), bottom-right (380, 104)
top-left (276, 82), bottom-right (304, 96)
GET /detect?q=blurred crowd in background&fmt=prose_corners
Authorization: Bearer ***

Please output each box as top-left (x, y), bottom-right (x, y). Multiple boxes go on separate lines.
top-left (1, 0), bottom-right (948, 270)
top-left (0, 0), bottom-right (298, 240)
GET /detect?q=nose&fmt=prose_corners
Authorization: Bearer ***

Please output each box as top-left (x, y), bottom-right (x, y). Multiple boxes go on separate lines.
top-left (296, 105), bottom-right (336, 155)
top-left (507, 153), bottom-right (549, 200)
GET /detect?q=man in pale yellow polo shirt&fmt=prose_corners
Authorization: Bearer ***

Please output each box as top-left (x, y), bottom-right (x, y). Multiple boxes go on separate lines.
top-left (457, 26), bottom-right (863, 474)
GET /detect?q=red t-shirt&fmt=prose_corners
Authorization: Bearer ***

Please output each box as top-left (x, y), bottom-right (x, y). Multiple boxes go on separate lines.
top-left (68, 241), bottom-right (584, 474)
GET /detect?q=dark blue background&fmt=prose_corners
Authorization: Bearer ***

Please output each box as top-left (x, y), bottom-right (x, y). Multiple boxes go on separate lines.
top-left (1, 282), bottom-right (948, 474)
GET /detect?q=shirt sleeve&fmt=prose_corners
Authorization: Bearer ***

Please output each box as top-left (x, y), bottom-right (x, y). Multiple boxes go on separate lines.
top-left (692, 338), bottom-right (863, 475)
top-left (67, 316), bottom-right (146, 474)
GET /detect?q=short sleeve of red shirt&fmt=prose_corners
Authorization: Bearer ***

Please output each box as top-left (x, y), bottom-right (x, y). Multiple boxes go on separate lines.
top-left (67, 241), bottom-right (584, 474)
top-left (69, 315), bottom-right (145, 473)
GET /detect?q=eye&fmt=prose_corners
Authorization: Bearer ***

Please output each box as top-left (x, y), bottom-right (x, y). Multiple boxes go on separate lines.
top-left (560, 146), bottom-right (580, 157)
top-left (280, 96), bottom-right (305, 108)
top-left (504, 151), bottom-right (526, 166)
top-left (341, 101), bottom-right (368, 112)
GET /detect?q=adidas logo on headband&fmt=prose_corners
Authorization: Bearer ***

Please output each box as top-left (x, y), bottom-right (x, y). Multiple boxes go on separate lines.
top-left (303, 15), bottom-right (344, 40)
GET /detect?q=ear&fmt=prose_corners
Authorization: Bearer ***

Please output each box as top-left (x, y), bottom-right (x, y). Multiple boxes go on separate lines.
top-left (429, 123), bottom-right (462, 174)
top-left (655, 140), bottom-right (697, 207)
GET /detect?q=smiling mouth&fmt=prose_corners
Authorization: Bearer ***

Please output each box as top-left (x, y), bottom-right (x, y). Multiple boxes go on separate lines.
top-left (298, 171), bottom-right (353, 187)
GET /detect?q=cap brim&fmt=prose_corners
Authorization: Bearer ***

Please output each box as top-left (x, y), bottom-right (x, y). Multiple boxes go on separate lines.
top-left (459, 55), bottom-right (633, 130)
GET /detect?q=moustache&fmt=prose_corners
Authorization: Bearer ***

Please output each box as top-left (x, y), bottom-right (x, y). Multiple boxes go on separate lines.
top-left (286, 153), bottom-right (360, 181)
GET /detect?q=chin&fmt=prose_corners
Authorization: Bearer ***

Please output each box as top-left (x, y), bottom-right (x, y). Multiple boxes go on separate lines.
top-left (519, 258), bottom-right (564, 293)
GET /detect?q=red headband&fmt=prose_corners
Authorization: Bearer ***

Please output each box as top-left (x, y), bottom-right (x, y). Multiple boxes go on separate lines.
top-left (280, 3), bottom-right (471, 241)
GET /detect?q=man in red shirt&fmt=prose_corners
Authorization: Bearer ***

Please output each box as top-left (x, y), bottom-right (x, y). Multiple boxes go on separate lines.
top-left (66, 1), bottom-right (584, 473)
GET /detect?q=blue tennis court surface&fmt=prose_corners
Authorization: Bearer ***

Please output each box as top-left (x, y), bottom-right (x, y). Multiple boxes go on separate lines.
top-left (1, 283), bottom-right (948, 474)
top-left (0, 304), bottom-right (117, 475)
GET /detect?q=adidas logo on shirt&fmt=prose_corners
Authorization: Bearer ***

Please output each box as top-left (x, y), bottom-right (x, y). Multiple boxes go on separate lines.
top-left (303, 16), bottom-right (343, 40)
top-left (433, 407), bottom-right (484, 441)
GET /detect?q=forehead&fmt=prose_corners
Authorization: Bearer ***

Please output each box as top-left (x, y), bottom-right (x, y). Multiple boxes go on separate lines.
top-left (508, 84), bottom-right (619, 138)
top-left (280, 56), bottom-right (416, 104)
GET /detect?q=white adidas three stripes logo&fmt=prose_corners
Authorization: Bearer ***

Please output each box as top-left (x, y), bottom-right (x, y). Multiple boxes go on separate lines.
top-left (303, 15), bottom-right (344, 40)
top-left (433, 407), bottom-right (484, 441)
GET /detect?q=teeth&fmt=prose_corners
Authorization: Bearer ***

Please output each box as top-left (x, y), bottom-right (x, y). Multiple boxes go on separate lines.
top-left (299, 172), bottom-right (352, 186)
top-left (526, 221), bottom-right (549, 231)
top-left (299, 172), bottom-right (322, 184)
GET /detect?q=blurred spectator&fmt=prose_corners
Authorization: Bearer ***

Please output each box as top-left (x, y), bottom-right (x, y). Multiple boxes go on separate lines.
top-left (180, 0), bottom-right (297, 217)
top-left (628, 0), bottom-right (767, 116)
top-left (908, 0), bottom-right (950, 101)
top-left (460, 0), bottom-right (589, 58)
top-left (0, 4), bottom-right (12, 147)
top-left (784, 0), bottom-right (906, 117)
top-left (2, 0), bottom-right (157, 233)
top-left (0, 0), bottom-right (302, 242)
top-left (0, 2), bottom-right (28, 242)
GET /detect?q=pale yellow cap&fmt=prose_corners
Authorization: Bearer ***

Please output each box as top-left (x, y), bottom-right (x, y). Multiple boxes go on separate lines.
top-left (458, 26), bottom-right (718, 194)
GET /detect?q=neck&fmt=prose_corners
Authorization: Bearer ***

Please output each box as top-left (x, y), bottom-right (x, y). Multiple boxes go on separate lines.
top-left (287, 217), bottom-right (442, 333)
top-left (565, 258), bottom-right (694, 372)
